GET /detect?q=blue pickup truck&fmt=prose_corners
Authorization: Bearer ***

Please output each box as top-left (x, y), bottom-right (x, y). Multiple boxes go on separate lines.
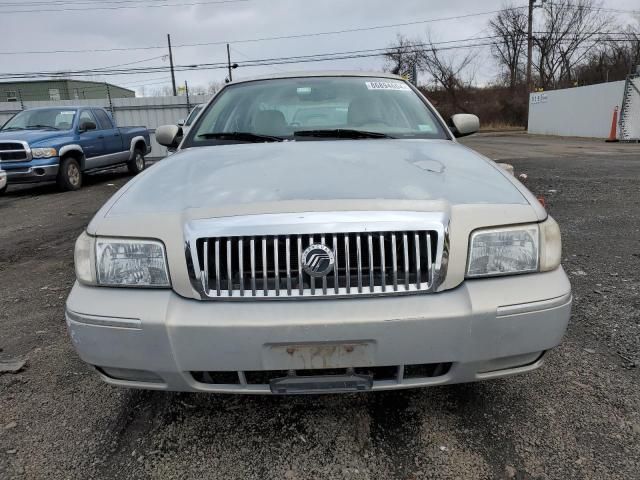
top-left (0, 106), bottom-right (150, 193)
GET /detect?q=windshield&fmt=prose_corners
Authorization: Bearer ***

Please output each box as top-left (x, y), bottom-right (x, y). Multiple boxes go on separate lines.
top-left (185, 76), bottom-right (448, 146)
top-left (1, 108), bottom-right (77, 131)
top-left (184, 105), bottom-right (203, 126)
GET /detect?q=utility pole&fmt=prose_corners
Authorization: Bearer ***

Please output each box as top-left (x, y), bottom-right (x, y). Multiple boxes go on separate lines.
top-left (185, 80), bottom-right (191, 112)
top-left (167, 33), bottom-right (177, 96)
top-left (526, 0), bottom-right (535, 94)
top-left (526, 0), bottom-right (547, 92)
top-left (227, 43), bottom-right (233, 82)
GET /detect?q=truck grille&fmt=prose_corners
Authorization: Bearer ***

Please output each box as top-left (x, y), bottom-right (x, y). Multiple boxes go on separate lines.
top-left (194, 230), bottom-right (437, 299)
top-left (0, 142), bottom-right (29, 162)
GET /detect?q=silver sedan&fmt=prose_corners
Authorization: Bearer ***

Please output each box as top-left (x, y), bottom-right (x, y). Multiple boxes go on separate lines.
top-left (66, 72), bottom-right (571, 395)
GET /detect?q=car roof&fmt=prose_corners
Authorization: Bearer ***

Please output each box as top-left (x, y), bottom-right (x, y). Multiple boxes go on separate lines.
top-left (24, 106), bottom-right (85, 111)
top-left (229, 71), bottom-right (406, 85)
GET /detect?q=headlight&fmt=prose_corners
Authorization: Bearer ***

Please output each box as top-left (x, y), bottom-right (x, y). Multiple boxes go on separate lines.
top-left (96, 238), bottom-right (170, 287)
top-left (467, 225), bottom-right (539, 277)
top-left (31, 147), bottom-right (57, 158)
top-left (466, 218), bottom-right (562, 278)
top-left (73, 232), bottom-right (170, 287)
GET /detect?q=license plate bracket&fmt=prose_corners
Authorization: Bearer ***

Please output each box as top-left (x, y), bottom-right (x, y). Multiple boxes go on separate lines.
top-left (269, 373), bottom-right (373, 394)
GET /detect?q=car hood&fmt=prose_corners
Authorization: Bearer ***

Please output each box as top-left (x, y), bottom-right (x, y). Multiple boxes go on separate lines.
top-left (105, 139), bottom-right (529, 217)
top-left (0, 129), bottom-right (68, 145)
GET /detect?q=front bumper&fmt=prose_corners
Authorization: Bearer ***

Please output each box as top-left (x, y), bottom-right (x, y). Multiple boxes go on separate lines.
top-left (2, 158), bottom-right (59, 184)
top-left (65, 267), bottom-right (572, 394)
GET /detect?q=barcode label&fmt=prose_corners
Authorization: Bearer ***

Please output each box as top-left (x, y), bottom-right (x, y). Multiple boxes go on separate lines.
top-left (365, 81), bottom-right (411, 91)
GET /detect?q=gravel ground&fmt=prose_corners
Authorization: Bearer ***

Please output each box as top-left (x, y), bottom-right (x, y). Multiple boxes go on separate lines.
top-left (0, 134), bottom-right (639, 480)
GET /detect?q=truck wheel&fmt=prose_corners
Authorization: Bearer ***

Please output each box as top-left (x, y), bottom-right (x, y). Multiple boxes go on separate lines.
top-left (0, 185), bottom-right (6, 195)
top-left (57, 157), bottom-right (82, 191)
top-left (128, 149), bottom-right (145, 174)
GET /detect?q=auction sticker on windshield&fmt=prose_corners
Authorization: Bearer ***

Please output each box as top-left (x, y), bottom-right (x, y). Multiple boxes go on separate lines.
top-left (365, 81), bottom-right (411, 91)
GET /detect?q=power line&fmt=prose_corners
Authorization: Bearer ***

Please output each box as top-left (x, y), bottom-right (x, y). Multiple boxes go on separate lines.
top-left (130, 80), bottom-right (173, 88)
top-left (86, 55), bottom-right (166, 72)
top-left (174, 9), bottom-right (529, 48)
top-left (15, 0), bottom-right (629, 12)
top-left (118, 75), bottom-right (172, 86)
top-left (0, 0), bottom-right (179, 6)
top-left (0, 0), bottom-right (249, 14)
top-left (0, 36), bottom-right (500, 79)
top-left (1, 31), bottom-right (634, 81)
top-left (1, 3), bottom-right (637, 55)
top-left (1, 35), bottom-right (499, 79)
top-left (530, 30), bottom-right (639, 35)
top-left (230, 45), bottom-right (287, 73)
top-left (544, 3), bottom-right (640, 15)
top-left (0, 7), bottom-right (529, 56)
top-left (0, 36), bottom-right (607, 80)
top-left (0, 60), bottom-right (172, 80)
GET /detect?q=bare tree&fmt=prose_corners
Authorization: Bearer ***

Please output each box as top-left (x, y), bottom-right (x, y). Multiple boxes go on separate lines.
top-left (188, 85), bottom-right (208, 96)
top-left (207, 81), bottom-right (224, 94)
top-left (489, 4), bottom-right (528, 90)
top-left (384, 34), bottom-right (475, 111)
top-left (533, 0), bottom-right (613, 89)
top-left (383, 34), bottom-right (425, 75)
top-left (575, 24), bottom-right (640, 84)
top-left (148, 85), bottom-right (175, 97)
top-left (421, 39), bottom-right (475, 111)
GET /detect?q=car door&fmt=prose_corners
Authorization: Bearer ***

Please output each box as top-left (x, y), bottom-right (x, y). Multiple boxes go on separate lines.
top-left (93, 109), bottom-right (127, 166)
top-left (77, 109), bottom-right (105, 169)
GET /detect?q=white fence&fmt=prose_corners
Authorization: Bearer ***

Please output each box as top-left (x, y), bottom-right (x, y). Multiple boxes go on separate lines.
top-left (527, 81), bottom-right (626, 139)
top-left (0, 95), bottom-right (214, 157)
top-left (620, 73), bottom-right (640, 141)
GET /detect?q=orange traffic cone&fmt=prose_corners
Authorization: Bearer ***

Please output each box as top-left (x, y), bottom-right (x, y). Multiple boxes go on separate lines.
top-left (606, 106), bottom-right (619, 142)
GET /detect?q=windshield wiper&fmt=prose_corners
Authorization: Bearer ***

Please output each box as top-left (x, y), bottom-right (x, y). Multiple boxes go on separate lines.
top-left (197, 131), bottom-right (284, 142)
top-left (0, 127), bottom-right (25, 131)
top-left (25, 125), bottom-right (59, 130)
top-left (293, 129), bottom-right (394, 139)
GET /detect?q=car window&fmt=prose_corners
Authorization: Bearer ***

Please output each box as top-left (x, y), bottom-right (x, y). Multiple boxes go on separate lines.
top-left (185, 105), bottom-right (203, 126)
top-left (78, 110), bottom-right (97, 128)
top-left (54, 111), bottom-right (76, 130)
top-left (185, 76), bottom-right (448, 146)
top-left (93, 109), bottom-right (114, 130)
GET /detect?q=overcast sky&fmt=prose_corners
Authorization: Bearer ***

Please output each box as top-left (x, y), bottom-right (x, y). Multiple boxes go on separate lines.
top-left (2, 0), bottom-right (638, 96)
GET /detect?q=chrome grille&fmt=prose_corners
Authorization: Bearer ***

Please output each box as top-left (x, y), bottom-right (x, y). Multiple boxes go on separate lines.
top-left (0, 141), bottom-right (30, 162)
top-left (194, 230), bottom-right (437, 299)
top-left (185, 211), bottom-right (449, 300)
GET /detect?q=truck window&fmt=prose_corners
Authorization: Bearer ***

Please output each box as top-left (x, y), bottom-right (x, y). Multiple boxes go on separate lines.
top-left (78, 110), bottom-right (97, 129)
top-left (94, 109), bottom-right (114, 130)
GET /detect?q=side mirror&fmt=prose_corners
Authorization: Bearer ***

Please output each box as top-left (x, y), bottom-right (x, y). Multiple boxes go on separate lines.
top-left (156, 124), bottom-right (182, 149)
top-left (177, 119), bottom-right (185, 127)
top-left (449, 114), bottom-right (479, 138)
top-left (79, 121), bottom-right (97, 132)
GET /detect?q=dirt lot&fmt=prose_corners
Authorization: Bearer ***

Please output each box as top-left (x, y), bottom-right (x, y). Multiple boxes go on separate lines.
top-left (1, 133), bottom-right (639, 480)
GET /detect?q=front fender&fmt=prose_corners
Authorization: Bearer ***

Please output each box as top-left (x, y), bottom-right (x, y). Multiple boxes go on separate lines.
top-left (59, 144), bottom-right (84, 158)
top-left (58, 144), bottom-right (85, 168)
top-left (129, 136), bottom-right (147, 159)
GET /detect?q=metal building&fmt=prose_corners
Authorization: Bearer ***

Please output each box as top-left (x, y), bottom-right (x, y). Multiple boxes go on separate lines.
top-left (0, 79), bottom-right (135, 103)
